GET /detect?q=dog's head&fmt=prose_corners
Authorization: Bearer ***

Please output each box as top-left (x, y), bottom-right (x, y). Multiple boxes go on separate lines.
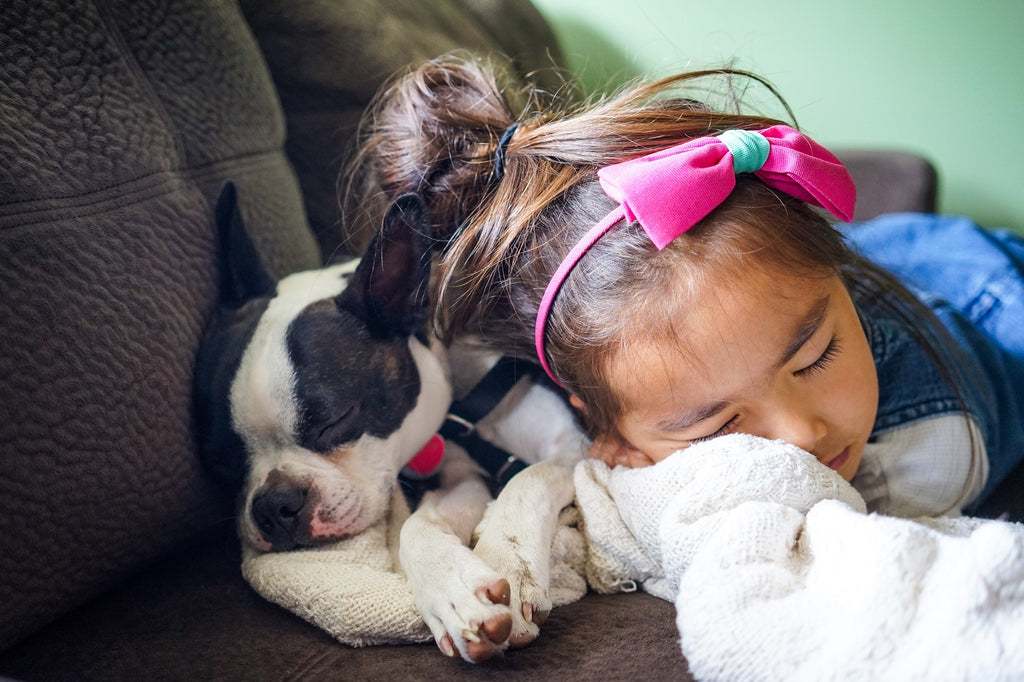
top-left (194, 184), bottom-right (450, 552)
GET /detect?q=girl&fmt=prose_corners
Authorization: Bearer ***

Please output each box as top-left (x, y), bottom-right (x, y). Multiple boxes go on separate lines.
top-left (346, 53), bottom-right (1024, 518)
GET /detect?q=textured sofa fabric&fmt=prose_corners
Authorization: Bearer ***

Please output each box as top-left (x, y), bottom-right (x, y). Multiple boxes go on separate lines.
top-left (0, 522), bottom-right (687, 681)
top-left (1, 1), bottom-right (1021, 680)
top-left (238, 0), bottom-right (568, 259)
top-left (0, 0), bottom-right (322, 652)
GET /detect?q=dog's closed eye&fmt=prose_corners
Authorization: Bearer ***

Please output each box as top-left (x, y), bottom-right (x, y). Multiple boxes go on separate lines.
top-left (311, 403), bottom-right (362, 452)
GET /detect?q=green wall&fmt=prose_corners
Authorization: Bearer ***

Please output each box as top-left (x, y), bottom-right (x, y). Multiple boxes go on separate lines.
top-left (531, 0), bottom-right (1024, 230)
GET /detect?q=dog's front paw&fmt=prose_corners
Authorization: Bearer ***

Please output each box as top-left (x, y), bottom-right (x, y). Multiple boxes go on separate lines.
top-left (473, 532), bottom-right (552, 649)
top-left (433, 578), bottom-right (513, 661)
top-left (410, 547), bottom-right (517, 662)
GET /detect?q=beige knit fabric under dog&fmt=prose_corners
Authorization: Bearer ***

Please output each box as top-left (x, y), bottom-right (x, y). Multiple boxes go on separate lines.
top-left (241, 490), bottom-right (430, 646)
top-left (242, 485), bottom-right (587, 647)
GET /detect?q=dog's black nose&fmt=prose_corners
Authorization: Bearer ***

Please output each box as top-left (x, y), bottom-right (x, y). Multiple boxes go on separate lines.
top-left (251, 484), bottom-right (307, 550)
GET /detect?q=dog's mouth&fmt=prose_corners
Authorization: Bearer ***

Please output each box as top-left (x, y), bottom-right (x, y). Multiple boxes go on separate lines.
top-left (257, 527), bottom-right (356, 553)
top-left (247, 482), bottom-right (373, 552)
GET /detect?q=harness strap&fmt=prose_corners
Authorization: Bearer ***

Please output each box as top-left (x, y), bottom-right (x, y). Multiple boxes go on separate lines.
top-left (441, 356), bottom-right (537, 490)
top-left (438, 425), bottom-right (530, 490)
top-left (448, 356), bottom-right (531, 425)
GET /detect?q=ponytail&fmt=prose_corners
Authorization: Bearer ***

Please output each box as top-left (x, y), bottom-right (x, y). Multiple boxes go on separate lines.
top-left (341, 52), bottom-right (551, 248)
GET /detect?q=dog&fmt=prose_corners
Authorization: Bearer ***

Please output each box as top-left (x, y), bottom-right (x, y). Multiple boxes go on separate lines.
top-left (193, 184), bottom-right (586, 662)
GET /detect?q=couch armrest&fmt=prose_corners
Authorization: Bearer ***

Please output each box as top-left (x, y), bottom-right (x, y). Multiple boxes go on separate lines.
top-left (834, 149), bottom-right (938, 220)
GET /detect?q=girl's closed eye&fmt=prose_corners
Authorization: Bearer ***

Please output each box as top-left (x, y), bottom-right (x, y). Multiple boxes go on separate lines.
top-left (796, 336), bottom-right (842, 378)
top-left (690, 414), bottom-right (740, 443)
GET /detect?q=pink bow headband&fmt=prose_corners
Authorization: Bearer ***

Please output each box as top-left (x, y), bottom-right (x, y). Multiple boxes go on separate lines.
top-left (534, 124), bottom-right (857, 385)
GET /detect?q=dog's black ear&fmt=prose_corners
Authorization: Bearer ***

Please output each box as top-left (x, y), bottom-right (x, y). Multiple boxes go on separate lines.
top-left (214, 182), bottom-right (277, 307)
top-left (337, 193), bottom-right (433, 336)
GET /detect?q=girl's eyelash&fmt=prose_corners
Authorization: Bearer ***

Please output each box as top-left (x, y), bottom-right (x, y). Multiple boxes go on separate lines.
top-left (690, 415), bottom-right (739, 443)
top-left (689, 336), bottom-right (840, 445)
top-left (796, 336), bottom-right (842, 378)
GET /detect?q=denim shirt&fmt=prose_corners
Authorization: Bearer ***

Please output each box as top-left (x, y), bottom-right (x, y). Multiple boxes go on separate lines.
top-left (844, 213), bottom-right (1024, 506)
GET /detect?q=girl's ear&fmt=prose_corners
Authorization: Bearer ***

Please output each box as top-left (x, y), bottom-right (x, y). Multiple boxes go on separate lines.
top-left (569, 395), bottom-right (587, 414)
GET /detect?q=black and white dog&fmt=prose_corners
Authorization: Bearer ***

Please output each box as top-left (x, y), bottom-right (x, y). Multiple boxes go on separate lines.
top-left (194, 184), bottom-right (585, 661)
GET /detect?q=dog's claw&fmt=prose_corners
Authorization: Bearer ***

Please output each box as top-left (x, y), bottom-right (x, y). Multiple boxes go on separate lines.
top-left (489, 602), bottom-right (535, 649)
top-left (439, 634), bottom-right (457, 658)
top-left (459, 612), bottom-right (513, 662)
top-left (520, 601), bottom-right (548, 625)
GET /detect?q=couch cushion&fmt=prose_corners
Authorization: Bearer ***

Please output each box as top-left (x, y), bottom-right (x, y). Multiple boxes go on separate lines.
top-left (239, 0), bottom-right (565, 257)
top-left (0, 523), bottom-right (690, 680)
top-left (0, 0), bottom-right (321, 650)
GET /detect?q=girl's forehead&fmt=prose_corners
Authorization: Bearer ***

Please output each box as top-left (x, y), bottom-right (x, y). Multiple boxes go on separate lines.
top-left (608, 267), bottom-right (839, 401)
top-left (649, 258), bottom-right (833, 332)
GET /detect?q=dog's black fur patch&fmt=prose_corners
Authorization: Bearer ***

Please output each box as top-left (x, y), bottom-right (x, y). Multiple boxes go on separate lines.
top-left (194, 183), bottom-right (277, 489)
top-left (194, 296), bottom-right (271, 488)
top-left (285, 193), bottom-right (434, 454)
top-left (286, 302), bottom-right (421, 453)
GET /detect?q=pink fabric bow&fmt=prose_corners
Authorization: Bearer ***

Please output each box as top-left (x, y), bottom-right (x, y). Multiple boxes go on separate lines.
top-left (535, 124), bottom-right (857, 384)
top-left (598, 124), bottom-right (856, 249)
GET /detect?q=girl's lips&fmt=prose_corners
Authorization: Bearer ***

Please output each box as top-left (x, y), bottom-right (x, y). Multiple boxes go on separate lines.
top-left (826, 447), bottom-right (850, 472)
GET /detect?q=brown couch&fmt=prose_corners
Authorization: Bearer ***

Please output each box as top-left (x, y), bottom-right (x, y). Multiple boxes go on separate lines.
top-left (1, 1), bottom-right (1020, 680)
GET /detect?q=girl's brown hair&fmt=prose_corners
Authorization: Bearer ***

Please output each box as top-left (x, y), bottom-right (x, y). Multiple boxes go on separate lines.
top-left (344, 52), bottom-right (973, 440)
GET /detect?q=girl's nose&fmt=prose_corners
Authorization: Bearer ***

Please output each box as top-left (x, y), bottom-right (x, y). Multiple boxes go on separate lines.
top-left (764, 395), bottom-right (827, 455)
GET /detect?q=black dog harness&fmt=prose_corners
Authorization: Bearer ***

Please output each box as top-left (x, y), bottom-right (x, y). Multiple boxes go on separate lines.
top-left (440, 356), bottom-right (535, 490)
top-left (399, 357), bottom-right (545, 503)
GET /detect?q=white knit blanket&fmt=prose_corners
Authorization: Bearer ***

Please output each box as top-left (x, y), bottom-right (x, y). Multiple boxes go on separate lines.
top-left (574, 433), bottom-right (1024, 682)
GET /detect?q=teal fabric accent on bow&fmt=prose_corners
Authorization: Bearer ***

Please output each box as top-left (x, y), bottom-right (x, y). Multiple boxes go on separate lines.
top-left (717, 129), bottom-right (770, 174)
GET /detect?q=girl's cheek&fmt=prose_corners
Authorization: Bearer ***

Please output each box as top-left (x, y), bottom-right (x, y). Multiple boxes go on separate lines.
top-left (588, 434), bottom-right (624, 465)
top-left (625, 447), bottom-right (658, 468)
top-left (588, 434), bottom-right (657, 468)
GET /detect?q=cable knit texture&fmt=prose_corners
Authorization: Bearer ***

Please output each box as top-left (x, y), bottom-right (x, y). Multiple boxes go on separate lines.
top-left (574, 433), bottom-right (1024, 682)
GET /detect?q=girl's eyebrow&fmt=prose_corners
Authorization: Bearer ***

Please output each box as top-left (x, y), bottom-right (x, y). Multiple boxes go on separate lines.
top-left (656, 294), bottom-right (831, 433)
top-left (657, 400), bottom-right (731, 432)
top-left (773, 294), bottom-right (831, 372)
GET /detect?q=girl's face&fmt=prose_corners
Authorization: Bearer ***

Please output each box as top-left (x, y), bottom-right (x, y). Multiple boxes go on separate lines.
top-left (598, 266), bottom-right (878, 482)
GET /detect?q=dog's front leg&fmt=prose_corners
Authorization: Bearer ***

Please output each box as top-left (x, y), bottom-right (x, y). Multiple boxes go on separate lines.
top-left (400, 443), bottom-right (513, 662)
top-left (472, 456), bottom-right (577, 648)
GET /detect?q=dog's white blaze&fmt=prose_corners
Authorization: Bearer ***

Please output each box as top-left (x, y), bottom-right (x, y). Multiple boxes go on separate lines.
top-left (230, 263), bottom-right (354, 454)
top-left (231, 319), bottom-right (297, 450)
top-left (390, 335), bottom-right (453, 469)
